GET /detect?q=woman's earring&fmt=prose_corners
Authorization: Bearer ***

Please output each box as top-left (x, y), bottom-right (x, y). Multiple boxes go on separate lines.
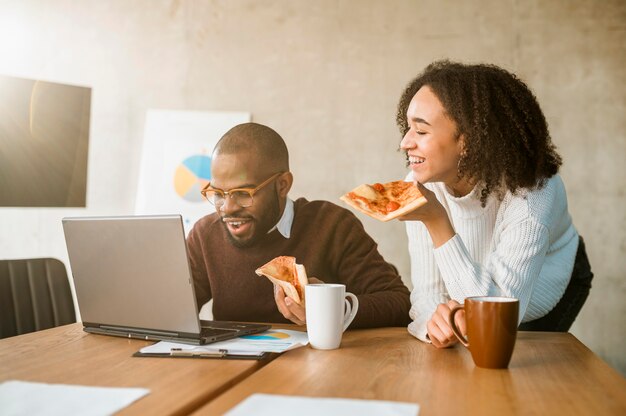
top-left (457, 152), bottom-right (466, 176)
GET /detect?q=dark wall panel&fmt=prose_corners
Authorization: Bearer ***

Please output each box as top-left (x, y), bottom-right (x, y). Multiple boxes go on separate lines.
top-left (0, 76), bottom-right (91, 207)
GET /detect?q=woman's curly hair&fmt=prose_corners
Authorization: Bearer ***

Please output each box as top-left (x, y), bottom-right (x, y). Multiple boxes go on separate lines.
top-left (396, 60), bottom-right (562, 206)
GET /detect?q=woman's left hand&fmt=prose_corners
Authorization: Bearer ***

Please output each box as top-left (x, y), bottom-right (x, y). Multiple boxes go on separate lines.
top-left (426, 300), bottom-right (466, 348)
top-left (399, 182), bottom-right (456, 248)
top-left (398, 182), bottom-right (445, 223)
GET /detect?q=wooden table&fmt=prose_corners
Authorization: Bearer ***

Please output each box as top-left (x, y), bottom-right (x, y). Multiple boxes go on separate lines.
top-left (194, 328), bottom-right (626, 415)
top-left (3, 325), bottom-right (625, 415)
top-left (0, 323), bottom-right (273, 415)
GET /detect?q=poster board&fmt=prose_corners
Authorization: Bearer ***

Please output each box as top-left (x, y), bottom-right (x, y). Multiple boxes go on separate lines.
top-left (135, 110), bottom-right (251, 234)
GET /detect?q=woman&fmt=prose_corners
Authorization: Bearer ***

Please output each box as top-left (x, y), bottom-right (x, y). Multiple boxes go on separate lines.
top-left (397, 60), bottom-right (592, 348)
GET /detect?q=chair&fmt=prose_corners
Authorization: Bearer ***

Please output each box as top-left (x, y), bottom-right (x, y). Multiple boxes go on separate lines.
top-left (0, 258), bottom-right (76, 339)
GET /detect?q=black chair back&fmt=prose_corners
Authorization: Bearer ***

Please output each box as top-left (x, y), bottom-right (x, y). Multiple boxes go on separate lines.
top-left (0, 258), bottom-right (76, 338)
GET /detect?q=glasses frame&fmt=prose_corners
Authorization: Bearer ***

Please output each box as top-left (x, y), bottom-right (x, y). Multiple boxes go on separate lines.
top-left (200, 172), bottom-right (284, 208)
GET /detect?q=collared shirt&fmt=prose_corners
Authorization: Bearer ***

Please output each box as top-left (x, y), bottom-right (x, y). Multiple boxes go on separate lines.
top-left (268, 198), bottom-right (294, 238)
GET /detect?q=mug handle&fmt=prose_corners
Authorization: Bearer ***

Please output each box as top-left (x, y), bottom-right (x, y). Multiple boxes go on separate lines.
top-left (342, 292), bottom-right (359, 331)
top-left (449, 305), bottom-right (469, 348)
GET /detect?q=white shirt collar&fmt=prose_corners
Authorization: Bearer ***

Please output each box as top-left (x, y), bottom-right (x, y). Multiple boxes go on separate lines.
top-left (268, 198), bottom-right (294, 238)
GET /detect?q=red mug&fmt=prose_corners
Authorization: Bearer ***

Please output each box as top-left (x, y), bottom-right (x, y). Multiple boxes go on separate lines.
top-left (449, 296), bottom-right (519, 369)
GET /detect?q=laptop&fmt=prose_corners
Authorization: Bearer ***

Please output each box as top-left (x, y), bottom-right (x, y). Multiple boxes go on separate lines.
top-left (62, 214), bottom-right (270, 345)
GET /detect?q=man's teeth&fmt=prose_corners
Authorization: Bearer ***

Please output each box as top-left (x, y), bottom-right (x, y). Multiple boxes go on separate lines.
top-left (225, 219), bottom-right (249, 227)
top-left (409, 156), bottom-right (425, 164)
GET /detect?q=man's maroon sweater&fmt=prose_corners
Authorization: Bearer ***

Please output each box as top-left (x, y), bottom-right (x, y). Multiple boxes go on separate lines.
top-left (187, 198), bottom-right (411, 328)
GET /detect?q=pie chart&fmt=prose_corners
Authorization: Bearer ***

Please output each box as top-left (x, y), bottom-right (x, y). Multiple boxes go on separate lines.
top-left (174, 155), bottom-right (212, 202)
top-left (241, 331), bottom-right (291, 340)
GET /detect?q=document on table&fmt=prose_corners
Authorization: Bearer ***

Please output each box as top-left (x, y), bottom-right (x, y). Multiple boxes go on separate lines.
top-left (224, 394), bottom-right (420, 416)
top-left (0, 380), bottom-right (149, 416)
top-left (139, 329), bottom-right (309, 355)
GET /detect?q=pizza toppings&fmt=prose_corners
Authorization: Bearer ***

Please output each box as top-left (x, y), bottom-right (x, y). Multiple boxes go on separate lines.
top-left (386, 200), bottom-right (401, 212)
top-left (340, 180), bottom-right (428, 222)
top-left (255, 256), bottom-right (309, 305)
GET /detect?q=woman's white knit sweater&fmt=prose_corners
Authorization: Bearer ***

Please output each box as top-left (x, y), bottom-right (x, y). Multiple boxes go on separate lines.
top-left (405, 174), bottom-right (579, 342)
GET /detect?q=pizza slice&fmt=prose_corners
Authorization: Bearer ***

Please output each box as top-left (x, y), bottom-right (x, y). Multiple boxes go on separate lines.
top-left (255, 256), bottom-right (309, 305)
top-left (340, 180), bottom-right (427, 222)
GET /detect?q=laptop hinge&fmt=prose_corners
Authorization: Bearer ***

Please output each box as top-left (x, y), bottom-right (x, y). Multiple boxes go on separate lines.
top-left (98, 325), bottom-right (179, 337)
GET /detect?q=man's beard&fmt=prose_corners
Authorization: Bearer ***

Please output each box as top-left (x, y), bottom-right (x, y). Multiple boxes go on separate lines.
top-left (222, 192), bottom-right (281, 249)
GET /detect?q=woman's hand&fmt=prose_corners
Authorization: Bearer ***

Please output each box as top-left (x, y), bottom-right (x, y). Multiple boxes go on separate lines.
top-left (399, 182), bottom-right (456, 248)
top-left (274, 277), bottom-right (324, 325)
top-left (398, 182), bottom-right (443, 222)
top-left (426, 300), bottom-right (466, 348)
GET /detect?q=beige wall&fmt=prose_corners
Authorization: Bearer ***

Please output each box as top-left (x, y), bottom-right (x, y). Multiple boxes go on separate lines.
top-left (0, 0), bottom-right (624, 374)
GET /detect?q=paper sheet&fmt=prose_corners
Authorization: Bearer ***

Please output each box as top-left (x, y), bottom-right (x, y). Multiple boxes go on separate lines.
top-left (0, 380), bottom-right (149, 416)
top-left (140, 329), bottom-right (309, 355)
top-left (224, 394), bottom-right (420, 416)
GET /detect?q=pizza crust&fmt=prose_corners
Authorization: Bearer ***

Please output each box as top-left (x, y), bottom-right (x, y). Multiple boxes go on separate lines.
top-left (350, 183), bottom-right (378, 200)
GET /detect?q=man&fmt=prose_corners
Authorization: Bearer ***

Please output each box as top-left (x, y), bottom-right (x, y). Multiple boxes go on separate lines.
top-left (187, 122), bottom-right (411, 328)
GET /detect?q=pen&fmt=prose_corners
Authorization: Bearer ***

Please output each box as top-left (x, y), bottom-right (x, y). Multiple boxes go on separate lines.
top-left (169, 348), bottom-right (227, 358)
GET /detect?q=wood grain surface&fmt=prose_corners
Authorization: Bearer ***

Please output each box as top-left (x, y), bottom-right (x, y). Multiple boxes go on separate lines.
top-left (193, 327), bottom-right (626, 415)
top-left (0, 323), bottom-right (273, 415)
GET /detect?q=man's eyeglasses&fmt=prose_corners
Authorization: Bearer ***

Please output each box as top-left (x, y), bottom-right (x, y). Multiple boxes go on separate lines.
top-left (200, 172), bottom-right (284, 208)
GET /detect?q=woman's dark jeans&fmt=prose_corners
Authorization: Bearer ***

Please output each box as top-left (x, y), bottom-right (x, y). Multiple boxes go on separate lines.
top-left (519, 236), bottom-right (593, 332)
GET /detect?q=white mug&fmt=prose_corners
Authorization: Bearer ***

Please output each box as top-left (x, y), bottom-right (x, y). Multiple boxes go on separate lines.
top-left (305, 284), bottom-right (359, 350)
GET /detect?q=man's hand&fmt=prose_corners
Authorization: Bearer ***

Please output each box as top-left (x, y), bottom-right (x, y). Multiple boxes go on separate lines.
top-left (274, 277), bottom-right (324, 325)
top-left (426, 300), bottom-right (466, 348)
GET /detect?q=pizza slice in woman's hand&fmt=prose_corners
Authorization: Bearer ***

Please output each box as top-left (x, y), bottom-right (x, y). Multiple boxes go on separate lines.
top-left (255, 256), bottom-right (309, 305)
top-left (340, 180), bottom-right (427, 222)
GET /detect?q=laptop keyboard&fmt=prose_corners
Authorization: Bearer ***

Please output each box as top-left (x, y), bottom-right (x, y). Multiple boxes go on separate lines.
top-left (199, 326), bottom-right (238, 337)
top-left (197, 320), bottom-right (270, 339)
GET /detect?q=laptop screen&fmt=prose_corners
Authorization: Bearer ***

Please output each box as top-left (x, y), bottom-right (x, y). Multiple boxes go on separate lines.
top-left (62, 215), bottom-right (201, 337)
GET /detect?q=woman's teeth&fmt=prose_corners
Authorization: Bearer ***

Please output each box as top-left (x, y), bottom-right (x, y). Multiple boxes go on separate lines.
top-left (409, 156), bottom-right (425, 164)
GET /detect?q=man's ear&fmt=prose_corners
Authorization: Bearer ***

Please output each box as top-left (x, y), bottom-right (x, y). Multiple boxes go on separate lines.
top-left (277, 172), bottom-right (293, 198)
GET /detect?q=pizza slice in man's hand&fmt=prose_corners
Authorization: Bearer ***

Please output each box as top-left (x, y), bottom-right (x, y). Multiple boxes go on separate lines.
top-left (255, 256), bottom-right (309, 305)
